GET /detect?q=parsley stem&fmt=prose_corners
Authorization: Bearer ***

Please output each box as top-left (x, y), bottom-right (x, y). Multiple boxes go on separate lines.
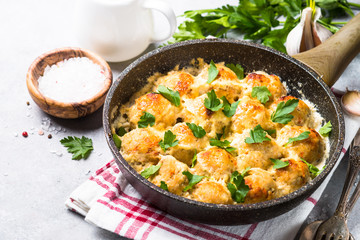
top-left (348, 2), bottom-right (360, 8)
top-left (330, 21), bottom-right (347, 25)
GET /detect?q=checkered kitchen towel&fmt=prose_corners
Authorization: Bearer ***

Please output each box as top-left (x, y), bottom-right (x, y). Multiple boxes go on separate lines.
top-left (65, 114), bottom-right (360, 240)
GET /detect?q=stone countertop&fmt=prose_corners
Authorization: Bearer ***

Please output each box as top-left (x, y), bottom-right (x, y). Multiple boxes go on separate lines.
top-left (0, 0), bottom-right (359, 239)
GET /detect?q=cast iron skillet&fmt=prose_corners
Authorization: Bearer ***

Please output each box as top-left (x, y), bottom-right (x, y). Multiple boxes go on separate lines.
top-left (103, 15), bottom-right (359, 224)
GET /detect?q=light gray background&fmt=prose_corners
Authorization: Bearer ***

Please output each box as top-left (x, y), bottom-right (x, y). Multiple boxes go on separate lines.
top-left (0, 0), bottom-right (359, 239)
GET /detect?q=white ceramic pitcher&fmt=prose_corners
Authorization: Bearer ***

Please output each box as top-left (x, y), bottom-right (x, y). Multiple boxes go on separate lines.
top-left (75, 0), bottom-right (176, 62)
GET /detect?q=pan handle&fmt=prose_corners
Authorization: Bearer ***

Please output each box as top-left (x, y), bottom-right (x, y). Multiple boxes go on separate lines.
top-left (293, 13), bottom-right (360, 87)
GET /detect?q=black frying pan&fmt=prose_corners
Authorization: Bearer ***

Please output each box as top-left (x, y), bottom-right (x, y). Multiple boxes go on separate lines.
top-left (103, 14), bottom-right (360, 224)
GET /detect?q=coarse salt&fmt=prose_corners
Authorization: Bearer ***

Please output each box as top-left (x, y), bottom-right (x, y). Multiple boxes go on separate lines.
top-left (37, 57), bottom-right (106, 103)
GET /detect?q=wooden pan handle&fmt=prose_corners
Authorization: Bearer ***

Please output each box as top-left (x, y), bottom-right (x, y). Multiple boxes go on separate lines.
top-left (293, 13), bottom-right (360, 87)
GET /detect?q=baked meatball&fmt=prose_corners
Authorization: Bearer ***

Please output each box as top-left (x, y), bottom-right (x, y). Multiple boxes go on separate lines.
top-left (192, 181), bottom-right (232, 204)
top-left (128, 93), bottom-right (179, 129)
top-left (270, 158), bottom-right (310, 196)
top-left (168, 123), bottom-right (208, 165)
top-left (193, 147), bottom-right (236, 181)
top-left (269, 96), bottom-right (312, 127)
top-left (276, 125), bottom-right (323, 163)
top-left (121, 128), bottom-right (161, 172)
top-left (242, 72), bottom-right (287, 102)
top-left (154, 71), bottom-right (195, 97)
top-left (231, 96), bottom-right (274, 134)
top-left (244, 168), bottom-right (278, 204)
top-left (151, 155), bottom-right (189, 195)
top-left (181, 94), bottom-right (231, 138)
top-left (231, 130), bottom-right (283, 171)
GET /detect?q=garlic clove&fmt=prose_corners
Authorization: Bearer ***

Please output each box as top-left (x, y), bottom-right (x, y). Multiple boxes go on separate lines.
top-left (341, 90), bottom-right (360, 116)
top-left (286, 7), bottom-right (333, 56)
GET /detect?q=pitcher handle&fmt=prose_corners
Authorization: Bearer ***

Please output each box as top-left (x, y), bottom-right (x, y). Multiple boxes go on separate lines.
top-left (143, 0), bottom-right (177, 42)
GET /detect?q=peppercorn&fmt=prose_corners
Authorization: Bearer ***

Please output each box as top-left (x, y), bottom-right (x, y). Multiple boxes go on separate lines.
top-left (48, 134), bottom-right (52, 139)
top-left (26, 101), bottom-right (30, 106)
top-left (22, 131), bottom-right (28, 138)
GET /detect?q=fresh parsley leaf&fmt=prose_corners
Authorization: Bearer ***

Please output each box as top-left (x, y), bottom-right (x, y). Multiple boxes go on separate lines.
top-left (284, 131), bottom-right (310, 147)
top-left (60, 136), bottom-right (94, 160)
top-left (141, 164), bottom-right (162, 179)
top-left (186, 123), bottom-right (206, 138)
top-left (270, 158), bottom-right (289, 169)
top-left (160, 181), bottom-right (169, 191)
top-left (221, 96), bottom-right (240, 117)
top-left (270, 99), bottom-right (299, 124)
top-left (157, 85), bottom-right (181, 107)
top-left (245, 125), bottom-right (271, 144)
top-left (159, 130), bottom-right (179, 151)
top-left (191, 150), bottom-right (197, 168)
top-left (302, 159), bottom-right (323, 178)
top-left (182, 171), bottom-right (205, 191)
top-left (227, 168), bottom-right (251, 203)
top-left (265, 129), bottom-right (276, 136)
top-left (216, 126), bottom-right (226, 140)
top-left (112, 134), bottom-right (122, 149)
top-left (207, 60), bottom-right (219, 83)
top-left (210, 139), bottom-right (236, 153)
top-left (226, 63), bottom-right (244, 79)
top-left (138, 112), bottom-right (155, 128)
top-left (319, 121), bottom-right (332, 137)
top-left (204, 90), bottom-right (223, 112)
top-left (116, 127), bottom-right (127, 137)
top-left (251, 86), bottom-right (272, 104)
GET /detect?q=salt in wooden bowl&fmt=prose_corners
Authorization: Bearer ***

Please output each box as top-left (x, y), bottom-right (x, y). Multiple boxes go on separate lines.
top-left (26, 47), bottom-right (112, 119)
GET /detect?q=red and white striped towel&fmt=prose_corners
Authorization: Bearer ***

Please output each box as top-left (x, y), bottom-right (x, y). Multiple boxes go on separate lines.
top-left (65, 114), bottom-right (359, 240)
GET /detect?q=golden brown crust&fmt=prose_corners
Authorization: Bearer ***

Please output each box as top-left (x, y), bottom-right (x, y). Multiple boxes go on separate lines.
top-left (192, 181), bottom-right (232, 204)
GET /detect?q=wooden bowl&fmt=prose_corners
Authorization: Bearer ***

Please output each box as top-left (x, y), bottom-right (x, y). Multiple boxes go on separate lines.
top-left (26, 47), bottom-right (112, 119)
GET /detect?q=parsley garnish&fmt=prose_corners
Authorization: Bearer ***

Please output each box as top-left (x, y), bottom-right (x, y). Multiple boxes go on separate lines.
top-left (226, 63), bottom-right (244, 79)
top-left (159, 130), bottom-right (179, 151)
top-left (227, 167), bottom-right (251, 203)
top-left (138, 111), bottom-right (155, 128)
top-left (271, 99), bottom-right (299, 124)
top-left (207, 60), bottom-right (219, 83)
top-left (157, 85), bottom-right (181, 107)
top-left (141, 164), bottom-right (162, 179)
top-left (302, 159), bottom-right (324, 178)
top-left (245, 125), bottom-right (271, 144)
top-left (182, 171), bottom-right (204, 191)
top-left (265, 129), bottom-right (276, 136)
top-left (209, 139), bottom-right (236, 153)
top-left (112, 134), bottom-right (122, 149)
top-left (186, 123), bottom-right (206, 138)
top-left (116, 127), bottom-right (127, 137)
top-left (221, 96), bottom-right (240, 117)
top-left (284, 131), bottom-right (310, 147)
top-left (60, 136), bottom-right (94, 160)
top-left (216, 126), bottom-right (226, 140)
top-left (319, 121), bottom-right (332, 137)
top-left (191, 150), bottom-right (197, 168)
top-left (204, 90), bottom-right (223, 112)
top-left (270, 158), bottom-right (289, 169)
top-left (251, 86), bottom-right (272, 104)
top-left (160, 181), bottom-right (169, 191)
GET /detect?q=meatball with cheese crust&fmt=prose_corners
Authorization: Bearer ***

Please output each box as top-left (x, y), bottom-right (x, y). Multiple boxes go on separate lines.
top-left (242, 72), bottom-right (287, 102)
top-left (128, 93), bottom-right (179, 129)
top-left (231, 96), bottom-right (274, 134)
top-left (121, 128), bottom-right (161, 172)
top-left (181, 94), bottom-right (230, 138)
top-left (231, 130), bottom-right (283, 171)
top-left (151, 155), bottom-right (189, 195)
top-left (168, 123), bottom-right (208, 165)
top-left (193, 147), bottom-right (236, 182)
top-left (244, 168), bottom-right (278, 204)
top-left (276, 125), bottom-right (323, 163)
top-left (270, 158), bottom-right (310, 196)
top-left (154, 71), bottom-right (195, 97)
top-left (192, 181), bottom-right (232, 204)
top-left (270, 96), bottom-right (312, 127)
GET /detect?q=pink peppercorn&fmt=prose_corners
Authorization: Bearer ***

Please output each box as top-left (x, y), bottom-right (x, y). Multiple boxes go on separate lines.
top-left (22, 131), bottom-right (28, 137)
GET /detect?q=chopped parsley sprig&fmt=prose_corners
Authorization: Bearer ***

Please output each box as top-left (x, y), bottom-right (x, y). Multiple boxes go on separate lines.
top-left (245, 125), bottom-right (271, 144)
top-left (251, 86), bottom-right (272, 104)
top-left (207, 60), bottom-right (219, 83)
top-left (270, 158), bottom-right (289, 169)
top-left (182, 171), bottom-right (205, 191)
top-left (227, 167), bottom-right (251, 203)
top-left (319, 121), bottom-right (332, 137)
top-left (186, 123), bottom-right (206, 138)
top-left (159, 130), bottom-right (179, 151)
top-left (157, 85), bottom-right (181, 107)
top-left (302, 159), bottom-right (324, 178)
top-left (284, 131), bottom-right (310, 147)
top-left (138, 111), bottom-right (155, 128)
top-left (226, 63), bottom-right (244, 79)
top-left (141, 164), bottom-right (162, 179)
top-left (221, 96), bottom-right (240, 117)
top-left (204, 89), bottom-right (223, 112)
top-left (271, 99), bottom-right (299, 124)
